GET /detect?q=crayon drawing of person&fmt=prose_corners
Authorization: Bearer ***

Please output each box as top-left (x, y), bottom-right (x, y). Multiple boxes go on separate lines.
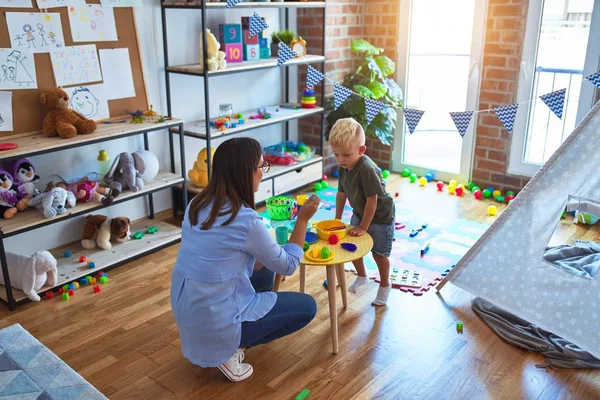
top-left (22, 25), bottom-right (35, 49)
top-left (71, 87), bottom-right (100, 119)
top-left (37, 24), bottom-right (49, 46)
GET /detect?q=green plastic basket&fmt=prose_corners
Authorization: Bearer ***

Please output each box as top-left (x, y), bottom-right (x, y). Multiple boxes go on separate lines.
top-left (266, 196), bottom-right (296, 220)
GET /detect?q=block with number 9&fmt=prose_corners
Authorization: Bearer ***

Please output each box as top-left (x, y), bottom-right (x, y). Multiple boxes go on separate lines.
top-left (219, 24), bottom-right (242, 44)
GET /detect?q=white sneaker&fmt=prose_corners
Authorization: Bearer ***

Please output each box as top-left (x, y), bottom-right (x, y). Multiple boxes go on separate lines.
top-left (218, 349), bottom-right (253, 382)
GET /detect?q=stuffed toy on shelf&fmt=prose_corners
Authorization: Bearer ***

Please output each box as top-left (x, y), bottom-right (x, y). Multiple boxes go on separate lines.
top-left (40, 88), bottom-right (97, 139)
top-left (12, 158), bottom-right (40, 211)
top-left (81, 214), bottom-right (131, 251)
top-left (188, 147), bottom-right (216, 188)
top-left (45, 173), bottom-right (117, 207)
top-left (0, 251), bottom-right (57, 302)
top-left (104, 152), bottom-right (147, 194)
top-left (199, 28), bottom-right (227, 71)
top-left (0, 170), bottom-right (19, 220)
top-left (27, 187), bottom-right (76, 219)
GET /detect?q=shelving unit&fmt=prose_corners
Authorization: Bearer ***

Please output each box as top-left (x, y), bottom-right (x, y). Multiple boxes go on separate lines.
top-left (0, 117), bottom-right (188, 310)
top-left (160, 0), bottom-right (327, 205)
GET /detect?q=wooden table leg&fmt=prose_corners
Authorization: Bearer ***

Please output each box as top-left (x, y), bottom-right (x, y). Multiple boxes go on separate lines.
top-left (273, 274), bottom-right (282, 292)
top-left (299, 264), bottom-right (306, 293)
top-left (326, 265), bottom-right (339, 354)
top-left (335, 264), bottom-right (348, 309)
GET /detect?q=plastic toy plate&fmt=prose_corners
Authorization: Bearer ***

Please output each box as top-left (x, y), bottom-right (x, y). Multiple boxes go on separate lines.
top-left (305, 232), bottom-right (318, 244)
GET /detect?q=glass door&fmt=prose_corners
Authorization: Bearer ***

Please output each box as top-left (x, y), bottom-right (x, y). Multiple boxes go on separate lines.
top-left (392, 0), bottom-right (487, 183)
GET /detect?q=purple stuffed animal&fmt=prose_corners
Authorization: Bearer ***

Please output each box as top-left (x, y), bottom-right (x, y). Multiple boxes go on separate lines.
top-left (12, 158), bottom-right (40, 211)
top-left (0, 170), bottom-right (19, 219)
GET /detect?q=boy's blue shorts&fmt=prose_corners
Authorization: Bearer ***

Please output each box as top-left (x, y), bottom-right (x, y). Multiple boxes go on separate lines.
top-left (351, 215), bottom-right (394, 257)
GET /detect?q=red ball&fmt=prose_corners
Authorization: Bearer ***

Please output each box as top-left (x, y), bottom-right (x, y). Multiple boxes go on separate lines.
top-left (455, 187), bottom-right (464, 196)
top-left (322, 174), bottom-right (328, 181)
top-left (505, 194), bottom-right (515, 203)
top-left (329, 234), bottom-right (339, 245)
top-left (474, 190), bottom-right (483, 200)
top-left (68, 289), bottom-right (75, 296)
top-left (79, 255), bottom-right (86, 263)
top-left (45, 291), bottom-right (53, 299)
top-left (436, 181), bottom-right (444, 191)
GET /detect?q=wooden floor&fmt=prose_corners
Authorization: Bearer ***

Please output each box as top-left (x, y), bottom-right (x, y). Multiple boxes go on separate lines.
top-left (2, 175), bottom-right (600, 400)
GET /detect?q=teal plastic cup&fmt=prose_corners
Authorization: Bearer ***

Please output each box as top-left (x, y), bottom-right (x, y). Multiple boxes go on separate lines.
top-left (275, 226), bottom-right (289, 245)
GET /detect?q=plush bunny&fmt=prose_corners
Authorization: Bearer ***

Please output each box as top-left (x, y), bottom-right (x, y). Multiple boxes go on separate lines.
top-left (27, 187), bottom-right (76, 219)
top-left (0, 251), bottom-right (57, 302)
top-left (103, 152), bottom-right (147, 194)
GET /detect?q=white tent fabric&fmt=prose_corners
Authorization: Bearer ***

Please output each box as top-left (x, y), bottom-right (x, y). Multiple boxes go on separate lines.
top-left (446, 101), bottom-right (600, 359)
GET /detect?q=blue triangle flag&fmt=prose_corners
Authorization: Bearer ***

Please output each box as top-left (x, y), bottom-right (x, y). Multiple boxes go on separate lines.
top-left (403, 108), bottom-right (425, 134)
top-left (449, 111), bottom-right (474, 137)
top-left (306, 66), bottom-right (325, 89)
top-left (540, 88), bottom-right (566, 119)
top-left (365, 99), bottom-right (385, 124)
top-left (333, 84), bottom-right (353, 110)
top-left (277, 43), bottom-right (296, 67)
top-left (493, 103), bottom-right (519, 133)
top-left (249, 12), bottom-right (269, 38)
top-left (226, 0), bottom-right (242, 8)
top-left (586, 71), bottom-right (600, 89)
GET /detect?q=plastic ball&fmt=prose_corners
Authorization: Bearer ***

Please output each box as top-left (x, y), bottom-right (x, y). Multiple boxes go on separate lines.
top-left (409, 173), bottom-right (417, 183)
top-left (495, 196), bottom-right (505, 203)
top-left (471, 186), bottom-right (481, 193)
top-left (449, 180), bottom-right (458, 187)
top-left (314, 182), bottom-right (323, 191)
top-left (457, 184), bottom-right (465, 190)
top-left (320, 180), bottom-right (329, 188)
top-left (322, 174), bottom-right (328, 181)
top-left (473, 190), bottom-right (483, 200)
top-left (455, 187), bottom-right (464, 196)
top-left (401, 168), bottom-right (411, 177)
top-left (505, 195), bottom-right (515, 202)
top-left (467, 182), bottom-right (475, 191)
top-left (488, 205), bottom-right (497, 216)
top-left (448, 185), bottom-right (456, 194)
top-left (487, 187), bottom-right (495, 193)
top-left (64, 251), bottom-right (71, 258)
top-left (133, 150), bottom-right (160, 182)
top-left (382, 170), bottom-right (390, 178)
top-left (79, 256), bottom-right (86, 263)
top-left (492, 190), bottom-right (502, 198)
top-left (482, 189), bottom-right (492, 198)
top-left (424, 172), bottom-right (434, 182)
top-left (436, 181), bottom-right (444, 191)
top-left (332, 169), bottom-right (339, 178)
top-left (506, 190), bottom-right (515, 197)
top-left (418, 177), bottom-right (427, 186)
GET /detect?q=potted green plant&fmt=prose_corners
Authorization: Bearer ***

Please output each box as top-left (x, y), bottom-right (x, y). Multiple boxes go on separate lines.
top-left (271, 30), bottom-right (296, 55)
top-left (325, 39), bottom-right (403, 146)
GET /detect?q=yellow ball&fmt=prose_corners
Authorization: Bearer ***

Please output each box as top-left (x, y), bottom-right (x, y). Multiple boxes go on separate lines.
top-left (449, 180), bottom-right (458, 187)
top-left (492, 190), bottom-right (502, 198)
top-left (457, 184), bottom-right (465, 190)
top-left (488, 205), bottom-right (497, 216)
top-left (418, 177), bottom-right (427, 186)
top-left (448, 185), bottom-right (456, 194)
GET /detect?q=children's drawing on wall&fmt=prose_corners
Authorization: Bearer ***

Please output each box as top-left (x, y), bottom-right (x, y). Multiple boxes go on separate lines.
top-left (0, 0), bottom-right (33, 8)
top-left (99, 48), bottom-right (136, 100)
top-left (68, 5), bottom-right (118, 42)
top-left (65, 84), bottom-right (110, 121)
top-left (0, 92), bottom-right (14, 132)
top-left (6, 13), bottom-right (66, 54)
top-left (35, 0), bottom-right (84, 9)
top-left (50, 45), bottom-right (103, 87)
top-left (0, 48), bottom-right (37, 90)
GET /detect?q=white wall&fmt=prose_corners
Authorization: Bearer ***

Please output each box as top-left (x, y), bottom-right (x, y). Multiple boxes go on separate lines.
top-left (7, 0), bottom-right (299, 255)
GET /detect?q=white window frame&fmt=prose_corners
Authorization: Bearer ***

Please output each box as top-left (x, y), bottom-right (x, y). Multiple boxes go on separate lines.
top-left (508, 0), bottom-right (600, 177)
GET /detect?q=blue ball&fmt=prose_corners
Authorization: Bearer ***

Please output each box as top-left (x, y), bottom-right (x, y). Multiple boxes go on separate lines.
top-left (487, 187), bottom-right (495, 193)
top-left (80, 278), bottom-right (87, 285)
top-left (332, 169), bottom-right (339, 178)
top-left (424, 172), bottom-right (434, 182)
top-left (88, 262), bottom-right (96, 269)
top-left (64, 251), bottom-right (71, 258)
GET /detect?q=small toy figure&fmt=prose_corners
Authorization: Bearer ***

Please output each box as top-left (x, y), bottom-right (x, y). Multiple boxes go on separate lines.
top-left (46, 173), bottom-right (116, 207)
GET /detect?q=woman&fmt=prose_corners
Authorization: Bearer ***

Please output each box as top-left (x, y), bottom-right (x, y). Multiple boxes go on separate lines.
top-left (171, 137), bottom-right (320, 382)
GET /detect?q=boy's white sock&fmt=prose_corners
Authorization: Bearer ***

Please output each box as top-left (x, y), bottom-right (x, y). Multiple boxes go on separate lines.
top-left (348, 276), bottom-right (369, 294)
top-left (371, 285), bottom-right (391, 306)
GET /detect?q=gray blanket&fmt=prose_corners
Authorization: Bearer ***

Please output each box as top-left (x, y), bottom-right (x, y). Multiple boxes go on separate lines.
top-left (472, 297), bottom-right (600, 369)
top-left (543, 240), bottom-right (600, 279)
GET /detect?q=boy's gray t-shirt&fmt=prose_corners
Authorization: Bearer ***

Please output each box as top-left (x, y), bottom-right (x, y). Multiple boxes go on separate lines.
top-left (338, 155), bottom-right (395, 225)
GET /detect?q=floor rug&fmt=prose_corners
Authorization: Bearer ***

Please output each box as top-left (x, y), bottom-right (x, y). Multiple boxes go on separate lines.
top-left (0, 323), bottom-right (106, 399)
top-left (261, 188), bottom-right (489, 296)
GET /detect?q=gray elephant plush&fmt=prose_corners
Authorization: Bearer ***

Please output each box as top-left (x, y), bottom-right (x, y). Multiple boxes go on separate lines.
top-left (27, 187), bottom-right (76, 219)
top-left (103, 152), bottom-right (147, 194)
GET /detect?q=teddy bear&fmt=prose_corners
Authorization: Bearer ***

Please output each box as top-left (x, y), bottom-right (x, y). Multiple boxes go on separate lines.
top-left (0, 251), bottom-right (57, 302)
top-left (81, 214), bottom-right (131, 251)
top-left (40, 88), bottom-right (97, 139)
top-left (199, 29), bottom-right (227, 71)
top-left (27, 187), bottom-right (76, 219)
top-left (188, 147), bottom-right (216, 188)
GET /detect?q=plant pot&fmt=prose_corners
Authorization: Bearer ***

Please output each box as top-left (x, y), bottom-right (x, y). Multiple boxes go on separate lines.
top-left (271, 42), bottom-right (280, 57)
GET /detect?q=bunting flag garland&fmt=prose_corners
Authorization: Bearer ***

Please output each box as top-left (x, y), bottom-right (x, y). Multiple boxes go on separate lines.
top-left (365, 99), bottom-right (385, 124)
top-left (277, 43), bottom-right (296, 67)
top-left (333, 83), bottom-right (353, 110)
top-left (493, 103), bottom-right (519, 133)
top-left (249, 12), bottom-right (269, 38)
top-left (449, 111), bottom-right (474, 137)
top-left (540, 88), bottom-right (566, 120)
top-left (586, 71), bottom-right (600, 89)
top-left (226, 0), bottom-right (242, 8)
top-left (306, 66), bottom-right (325, 89)
top-left (403, 108), bottom-right (425, 134)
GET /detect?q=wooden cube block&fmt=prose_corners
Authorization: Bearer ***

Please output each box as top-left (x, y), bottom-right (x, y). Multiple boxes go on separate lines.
top-left (259, 38), bottom-right (269, 48)
top-left (219, 24), bottom-right (242, 44)
top-left (259, 47), bottom-right (271, 59)
top-left (241, 16), bottom-right (251, 31)
top-left (243, 44), bottom-right (260, 61)
top-left (243, 30), bottom-right (259, 45)
top-left (225, 43), bottom-right (243, 63)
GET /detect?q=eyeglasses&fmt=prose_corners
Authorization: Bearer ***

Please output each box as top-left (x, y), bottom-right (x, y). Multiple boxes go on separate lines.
top-left (259, 160), bottom-right (271, 173)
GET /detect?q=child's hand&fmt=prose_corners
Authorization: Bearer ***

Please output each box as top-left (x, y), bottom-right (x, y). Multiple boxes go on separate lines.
top-left (348, 226), bottom-right (367, 237)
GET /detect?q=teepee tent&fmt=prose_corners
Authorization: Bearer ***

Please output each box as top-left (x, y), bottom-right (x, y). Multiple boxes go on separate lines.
top-left (442, 101), bottom-right (600, 359)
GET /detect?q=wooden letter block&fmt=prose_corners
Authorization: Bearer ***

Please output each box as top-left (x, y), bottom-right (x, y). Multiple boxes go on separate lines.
top-left (243, 30), bottom-right (259, 45)
top-left (225, 43), bottom-right (243, 63)
top-left (259, 47), bottom-right (271, 59)
top-left (243, 44), bottom-right (260, 61)
top-left (219, 24), bottom-right (242, 44)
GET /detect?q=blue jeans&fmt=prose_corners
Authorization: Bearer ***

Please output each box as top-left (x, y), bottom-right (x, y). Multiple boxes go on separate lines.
top-left (240, 267), bottom-right (317, 349)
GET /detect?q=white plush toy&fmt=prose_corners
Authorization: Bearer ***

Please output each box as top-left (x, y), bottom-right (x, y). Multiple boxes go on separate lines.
top-left (0, 251), bottom-right (57, 302)
top-left (199, 28), bottom-right (227, 71)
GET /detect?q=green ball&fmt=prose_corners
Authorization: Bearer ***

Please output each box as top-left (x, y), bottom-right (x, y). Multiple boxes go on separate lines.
top-left (320, 180), bottom-right (329, 188)
top-left (321, 247), bottom-right (331, 259)
top-left (467, 181), bottom-right (475, 191)
top-left (314, 182), bottom-right (323, 191)
top-left (401, 168), bottom-right (411, 177)
top-left (382, 169), bottom-right (390, 178)
top-left (495, 196), bottom-right (505, 203)
top-left (482, 189), bottom-right (491, 198)
top-left (409, 173), bottom-right (417, 183)
top-left (506, 190), bottom-right (515, 196)
top-left (471, 186), bottom-right (481, 193)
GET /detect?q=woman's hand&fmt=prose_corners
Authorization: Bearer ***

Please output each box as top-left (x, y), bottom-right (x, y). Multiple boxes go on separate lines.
top-left (297, 194), bottom-right (320, 222)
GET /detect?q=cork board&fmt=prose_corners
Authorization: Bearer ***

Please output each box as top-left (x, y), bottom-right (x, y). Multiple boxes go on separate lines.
top-left (0, 1), bottom-right (149, 136)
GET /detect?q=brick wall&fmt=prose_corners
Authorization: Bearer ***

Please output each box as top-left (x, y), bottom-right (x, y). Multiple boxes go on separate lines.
top-left (472, 0), bottom-right (531, 192)
top-left (297, 0), bottom-right (399, 173)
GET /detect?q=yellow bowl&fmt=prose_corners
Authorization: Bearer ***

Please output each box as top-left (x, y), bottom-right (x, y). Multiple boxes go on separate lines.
top-left (316, 219), bottom-right (347, 241)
